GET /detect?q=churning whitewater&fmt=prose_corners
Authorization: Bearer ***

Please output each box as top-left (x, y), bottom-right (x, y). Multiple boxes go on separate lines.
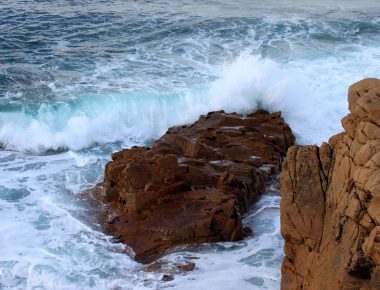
top-left (1, 0), bottom-right (380, 289)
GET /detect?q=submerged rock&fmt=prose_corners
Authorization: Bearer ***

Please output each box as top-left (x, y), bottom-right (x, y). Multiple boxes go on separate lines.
top-left (280, 78), bottom-right (380, 289)
top-left (96, 110), bottom-right (294, 262)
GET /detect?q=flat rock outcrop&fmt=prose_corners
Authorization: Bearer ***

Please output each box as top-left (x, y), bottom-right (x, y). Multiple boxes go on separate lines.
top-left (281, 78), bottom-right (380, 289)
top-left (97, 110), bottom-right (294, 262)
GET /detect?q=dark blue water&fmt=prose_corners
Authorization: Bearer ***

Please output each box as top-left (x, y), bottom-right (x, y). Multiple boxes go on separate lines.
top-left (0, 1), bottom-right (380, 289)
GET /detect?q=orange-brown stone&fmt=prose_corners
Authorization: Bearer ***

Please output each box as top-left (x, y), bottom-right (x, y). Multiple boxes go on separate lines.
top-left (280, 78), bottom-right (380, 289)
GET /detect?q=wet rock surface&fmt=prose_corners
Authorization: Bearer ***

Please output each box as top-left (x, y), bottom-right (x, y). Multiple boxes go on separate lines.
top-left (280, 78), bottom-right (380, 289)
top-left (95, 110), bottom-right (294, 262)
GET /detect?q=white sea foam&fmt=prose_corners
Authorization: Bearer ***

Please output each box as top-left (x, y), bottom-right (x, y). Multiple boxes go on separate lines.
top-left (1, 47), bottom-right (379, 152)
top-left (0, 151), bottom-right (145, 290)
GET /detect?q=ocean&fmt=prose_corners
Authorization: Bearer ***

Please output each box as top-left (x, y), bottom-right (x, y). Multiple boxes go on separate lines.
top-left (0, 0), bottom-right (379, 289)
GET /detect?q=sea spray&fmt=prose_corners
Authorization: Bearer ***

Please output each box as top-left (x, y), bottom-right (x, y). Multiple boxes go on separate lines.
top-left (0, 49), bottom-right (376, 152)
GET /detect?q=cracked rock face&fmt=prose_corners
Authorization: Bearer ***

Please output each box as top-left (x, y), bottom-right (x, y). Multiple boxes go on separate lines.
top-left (280, 78), bottom-right (380, 289)
top-left (97, 110), bottom-right (294, 262)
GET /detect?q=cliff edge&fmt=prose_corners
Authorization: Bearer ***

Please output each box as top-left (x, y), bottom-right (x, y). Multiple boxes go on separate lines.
top-left (280, 78), bottom-right (380, 289)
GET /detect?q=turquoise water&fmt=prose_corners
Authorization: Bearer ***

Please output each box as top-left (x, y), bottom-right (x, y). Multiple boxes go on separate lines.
top-left (1, 1), bottom-right (380, 289)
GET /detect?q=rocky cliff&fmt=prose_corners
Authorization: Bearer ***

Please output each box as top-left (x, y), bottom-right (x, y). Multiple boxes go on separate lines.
top-left (96, 110), bottom-right (294, 262)
top-left (280, 78), bottom-right (380, 289)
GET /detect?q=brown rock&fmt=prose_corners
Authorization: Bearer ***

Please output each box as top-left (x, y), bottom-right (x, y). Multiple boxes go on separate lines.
top-left (280, 78), bottom-right (380, 289)
top-left (142, 261), bottom-right (195, 274)
top-left (177, 262), bottom-right (195, 272)
top-left (161, 274), bottom-right (174, 282)
top-left (95, 110), bottom-right (294, 262)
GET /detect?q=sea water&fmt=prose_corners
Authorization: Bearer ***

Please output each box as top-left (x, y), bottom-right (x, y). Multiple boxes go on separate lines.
top-left (0, 0), bottom-right (379, 289)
